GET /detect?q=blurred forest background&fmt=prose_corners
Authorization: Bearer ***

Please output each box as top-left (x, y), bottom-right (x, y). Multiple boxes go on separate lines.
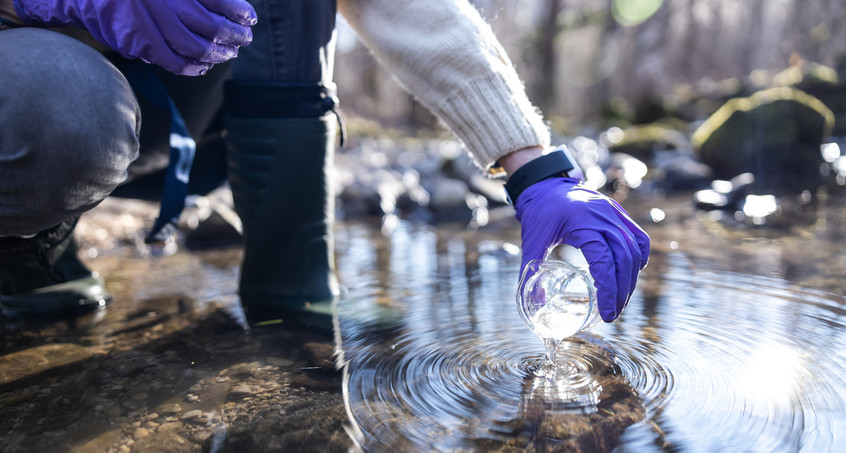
top-left (334, 0), bottom-right (846, 135)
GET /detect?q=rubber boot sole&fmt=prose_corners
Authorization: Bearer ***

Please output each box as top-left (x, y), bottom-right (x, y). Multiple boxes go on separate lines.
top-left (0, 274), bottom-right (110, 317)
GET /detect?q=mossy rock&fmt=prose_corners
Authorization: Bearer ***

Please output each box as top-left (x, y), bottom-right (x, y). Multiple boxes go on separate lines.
top-left (769, 62), bottom-right (839, 88)
top-left (665, 77), bottom-right (745, 122)
top-left (691, 87), bottom-right (833, 190)
top-left (606, 124), bottom-right (689, 163)
top-left (768, 63), bottom-right (846, 135)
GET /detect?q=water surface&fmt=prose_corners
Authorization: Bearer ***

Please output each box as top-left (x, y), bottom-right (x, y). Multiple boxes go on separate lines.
top-left (2, 192), bottom-right (845, 452)
top-left (335, 193), bottom-right (846, 452)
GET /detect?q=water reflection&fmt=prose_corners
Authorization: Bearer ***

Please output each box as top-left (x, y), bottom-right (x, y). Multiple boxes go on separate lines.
top-left (336, 195), bottom-right (846, 452)
top-left (337, 222), bottom-right (641, 451)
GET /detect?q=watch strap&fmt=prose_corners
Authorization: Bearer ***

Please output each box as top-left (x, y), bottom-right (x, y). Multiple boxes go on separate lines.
top-left (504, 148), bottom-right (575, 204)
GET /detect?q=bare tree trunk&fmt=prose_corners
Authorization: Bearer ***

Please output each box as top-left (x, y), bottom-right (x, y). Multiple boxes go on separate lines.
top-left (744, 0), bottom-right (765, 73)
top-left (531, 0), bottom-right (562, 114)
top-left (681, 0), bottom-right (698, 77)
top-left (584, 0), bottom-right (617, 125)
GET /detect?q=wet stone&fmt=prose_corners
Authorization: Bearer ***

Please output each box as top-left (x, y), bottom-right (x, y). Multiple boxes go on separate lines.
top-left (227, 362), bottom-right (261, 376)
top-left (132, 430), bottom-right (194, 453)
top-left (160, 403), bottom-right (182, 414)
top-left (302, 343), bottom-right (336, 370)
top-left (266, 357), bottom-right (294, 367)
top-left (2, 390), bottom-right (35, 405)
top-left (215, 340), bottom-right (240, 350)
top-left (692, 87), bottom-right (830, 191)
top-left (291, 373), bottom-right (341, 392)
top-left (0, 344), bottom-right (95, 386)
top-left (230, 384), bottom-right (254, 396)
top-left (190, 430), bottom-right (213, 444)
top-left (181, 410), bottom-right (203, 421)
top-left (121, 399), bottom-right (142, 410)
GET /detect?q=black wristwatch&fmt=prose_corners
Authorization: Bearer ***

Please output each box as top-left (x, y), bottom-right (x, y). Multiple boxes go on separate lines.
top-left (504, 147), bottom-right (575, 205)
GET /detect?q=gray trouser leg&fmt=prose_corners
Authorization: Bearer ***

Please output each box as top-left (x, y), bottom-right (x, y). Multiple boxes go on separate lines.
top-left (0, 28), bottom-right (141, 237)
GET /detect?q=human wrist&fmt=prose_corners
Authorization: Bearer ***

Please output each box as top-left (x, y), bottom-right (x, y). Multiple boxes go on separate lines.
top-left (499, 146), bottom-right (544, 177)
top-left (503, 147), bottom-right (576, 205)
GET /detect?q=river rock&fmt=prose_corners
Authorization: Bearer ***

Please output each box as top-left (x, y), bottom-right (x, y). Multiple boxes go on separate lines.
top-left (181, 410), bottom-right (204, 421)
top-left (338, 169), bottom-right (396, 217)
top-left (605, 124), bottom-right (690, 163)
top-left (230, 384), bottom-right (254, 396)
top-left (651, 151), bottom-right (713, 190)
top-left (302, 342), bottom-right (337, 370)
top-left (421, 176), bottom-right (472, 220)
top-left (266, 357), bottom-right (294, 367)
top-left (132, 429), bottom-right (193, 453)
top-left (692, 86), bottom-right (834, 191)
top-left (767, 62), bottom-right (846, 136)
top-left (159, 403), bottom-right (182, 414)
top-left (0, 343), bottom-right (95, 386)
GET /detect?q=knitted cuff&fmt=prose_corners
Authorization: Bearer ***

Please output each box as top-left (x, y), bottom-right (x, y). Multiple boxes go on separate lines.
top-left (433, 74), bottom-right (550, 172)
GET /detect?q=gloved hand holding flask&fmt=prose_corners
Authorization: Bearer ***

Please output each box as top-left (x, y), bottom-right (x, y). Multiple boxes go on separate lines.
top-left (12, 0), bottom-right (257, 75)
top-left (507, 148), bottom-right (651, 323)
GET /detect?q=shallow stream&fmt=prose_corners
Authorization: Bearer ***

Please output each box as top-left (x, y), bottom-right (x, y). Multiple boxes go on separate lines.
top-left (335, 193), bottom-right (846, 452)
top-left (1, 191), bottom-right (845, 452)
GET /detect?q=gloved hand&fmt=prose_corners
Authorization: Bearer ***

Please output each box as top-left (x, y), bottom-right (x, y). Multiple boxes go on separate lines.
top-left (13, 0), bottom-right (256, 76)
top-left (515, 177), bottom-right (650, 322)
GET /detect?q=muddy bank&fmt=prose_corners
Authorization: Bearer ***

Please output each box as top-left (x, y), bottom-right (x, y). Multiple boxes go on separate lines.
top-left (0, 230), bottom-right (352, 452)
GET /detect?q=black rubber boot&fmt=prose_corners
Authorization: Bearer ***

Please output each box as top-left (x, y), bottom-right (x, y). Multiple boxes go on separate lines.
top-left (225, 82), bottom-right (340, 332)
top-left (0, 218), bottom-right (110, 316)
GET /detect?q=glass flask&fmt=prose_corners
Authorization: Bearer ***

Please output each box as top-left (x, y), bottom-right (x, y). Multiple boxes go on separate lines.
top-left (517, 259), bottom-right (600, 341)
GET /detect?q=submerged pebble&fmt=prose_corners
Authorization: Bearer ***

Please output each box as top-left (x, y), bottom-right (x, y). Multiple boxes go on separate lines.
top-left (181, 410), bottom-right (203, 421)
top-left (159, 403), bottom-right (182, 414)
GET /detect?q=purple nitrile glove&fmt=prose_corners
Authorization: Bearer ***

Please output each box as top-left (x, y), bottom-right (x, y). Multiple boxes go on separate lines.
top-left (13, 0), bottom-right (256, 76)
top-left (515, 177), bottom-right (650, 322)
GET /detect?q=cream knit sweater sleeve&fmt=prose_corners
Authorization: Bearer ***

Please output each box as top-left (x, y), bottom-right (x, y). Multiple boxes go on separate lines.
top-left (337, 0), bottom-right (551, 171)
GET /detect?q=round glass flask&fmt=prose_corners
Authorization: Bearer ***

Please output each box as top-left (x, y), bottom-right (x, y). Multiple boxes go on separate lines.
top-left (517, 259), bottom-right (600, 341)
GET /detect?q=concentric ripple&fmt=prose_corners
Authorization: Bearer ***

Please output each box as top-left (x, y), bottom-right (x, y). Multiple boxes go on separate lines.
top-left (335, 222), bottom-right (846, 452)
top-left (341, 325), bottom-right (633, 451)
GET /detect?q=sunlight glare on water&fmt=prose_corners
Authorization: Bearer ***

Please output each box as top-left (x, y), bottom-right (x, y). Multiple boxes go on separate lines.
top-left (734, 342), bottom-right (804, 408)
